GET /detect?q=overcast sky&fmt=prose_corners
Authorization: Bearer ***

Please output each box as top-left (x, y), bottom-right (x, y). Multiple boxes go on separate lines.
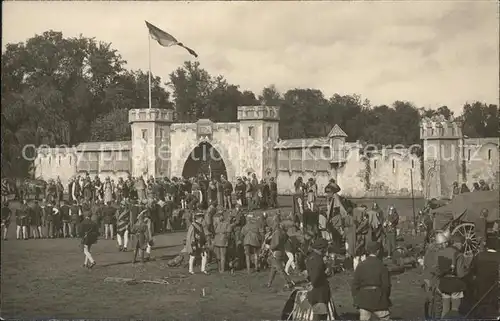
top-left (3, 1), bottom-right (499, 113)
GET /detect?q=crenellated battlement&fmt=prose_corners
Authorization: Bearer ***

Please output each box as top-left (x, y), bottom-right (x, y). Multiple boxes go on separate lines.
top-left (420, 116), bottom-right (462, 140)
top-left (128, 108), bottom-right (174, 124)
top-left (237, 105), bottom-right (280, 121)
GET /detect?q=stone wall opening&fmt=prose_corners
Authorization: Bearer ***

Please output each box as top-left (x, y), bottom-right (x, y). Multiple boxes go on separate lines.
top-left (181, 142), bottom-right (228, 180)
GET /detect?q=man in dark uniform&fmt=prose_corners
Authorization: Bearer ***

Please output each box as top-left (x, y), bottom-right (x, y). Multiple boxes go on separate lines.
top-left (30, 200), bottom-right (43, 239)
top-left (351, 241), bottom-right (391, 320)
top-left (266, 220), bottom-right (295, 289)
top-left (469, 236), bottom-right (499, 319)
top-left (268, 177), bottom-right (278, 208)
top-left (1, 201), bottom-right (12, 240)
top-left (306, 238), bottom-right (333, 320)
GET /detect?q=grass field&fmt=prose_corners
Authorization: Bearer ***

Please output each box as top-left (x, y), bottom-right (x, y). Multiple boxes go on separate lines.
top-left (1, 196), bottom-right (427, 319)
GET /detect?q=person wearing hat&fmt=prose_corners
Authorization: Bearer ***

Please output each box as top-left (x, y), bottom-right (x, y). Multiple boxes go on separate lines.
top-left (102, 201), bottom-right (116, 240)
top-left (354, 212), bottom-right (370, 270)
top-left (131, 211), bottom-right (151, 264)
top-left (186, 212), bottom-right (209, 275)
top-left (469, 236), bottom-right (499, 318)
top-left (69, 200), bottom-right (82, 238)
top-left (422, 230), bottom-right (449, 318)
top-left (116, 199), bottom-right (131, 252)
top-left (241, 212), bottom-right (264, 273)
top-left (234, 177), bottom-right (246, 207)
top-left (59, 200), bottom-right (71, 238)
top-left (351, 241), bottom-right (391, 320)
top-left (268, 177), bottom-right (278, 208)
top-left (324, 178), bottom-right (341, 217)
top-left (383, 205), bottom-right (399, 259)
top-left (1, 201), bottom-right (12, 240)
top-left (29, 199), bottom-right (43, 239)
top-left (435, 233), bottom-right (468, 318)
top-left (266, 220), bottom-right (295, 289)
top-left (213, 211), bottom-right (233, 272)
top-left (306, 178), bottom-right (317, 212)
top-left (305, 238), bottom-right (332, 320)
top-left (79, 211), bottom-right (98, 269)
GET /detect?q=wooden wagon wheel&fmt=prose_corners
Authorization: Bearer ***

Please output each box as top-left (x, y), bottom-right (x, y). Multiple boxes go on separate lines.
top-left (451, 223), bottom-right (479, 257)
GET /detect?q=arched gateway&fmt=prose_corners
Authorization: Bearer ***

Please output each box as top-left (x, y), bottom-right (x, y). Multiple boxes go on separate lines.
top-left (128, 106), bottom-right (280, 182)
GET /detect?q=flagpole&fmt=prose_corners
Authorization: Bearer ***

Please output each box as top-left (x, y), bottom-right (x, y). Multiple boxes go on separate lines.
top-left (148, 34), bottom-right (152, 109)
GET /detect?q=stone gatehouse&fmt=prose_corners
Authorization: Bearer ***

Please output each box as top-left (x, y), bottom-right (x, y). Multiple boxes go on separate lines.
top-left (35, 107), bottom-right (499, 199)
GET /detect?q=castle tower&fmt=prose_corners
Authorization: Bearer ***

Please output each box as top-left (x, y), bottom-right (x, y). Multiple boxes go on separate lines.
top-left (237, 105), bottom-right (280, 180)
top-left (327, 124), bottom-right (348, 180)
top-left (129, 108), bottom-right (174, 178)
top-left (420, 116), bottom-right (462, 200)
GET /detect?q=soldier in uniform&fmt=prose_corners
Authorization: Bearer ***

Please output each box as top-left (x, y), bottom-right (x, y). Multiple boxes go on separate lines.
top-left (352, 241), bottom-right (391, 320)
top-left (59, 200), bottom-right (71, 238)
top-left (29, 200), bottom-right (43, 239)
top-left (222, 176), bottom-right (233, 210)
top-left (435, 234), bottom-right (468, 318)
top-left (354, 212), bottom-right (370, 270)
top-left (131, 211), bottom-right (152, 264)
top-left (135, 177), bottom-right (146, 202)
top-left (241, 214), bottom-right (264, 273)
top-left (469, 236), bottom-right (499, 318)
top-left (266, 219), bottom-right (295, 289)
top-left (384, 205), bottom-right (399, 258)
top-left (1, 201), bottom-right (12, 240)
top-left (422, 231), bottom-right (449, 319)
top-left (102, 201), bottom-right (116, 240)
top-left (55, 177), bottom-right (64, 202)
top-left (268, 177), bottom-right (278, 208)
top-left (344, 209), bottom-right (357, 269)
top-left (306, 178), bottom-right (318, 211)
top-left (45, 179), bottom-right (57, 203)
top-left (305, 238), bottom-right (332, 320)
top-left (70, 200), bottom-right (82, 238)
top-left (116, 200), bottom-right (131, 252)
top-left (329, 208), bottom-right (344, 254)
top-left (115, 177), bottom-right (124, 203)
top-left (16, 200), bottom-right (30, 240)
top-left (213, 212), bottom-right (233, 272)
top-left (186, 212), bottom-right (209, 275)
top-left (235, 177), bottom-right (246, 207)
top-left (80, 211), bottom-right (98, 269)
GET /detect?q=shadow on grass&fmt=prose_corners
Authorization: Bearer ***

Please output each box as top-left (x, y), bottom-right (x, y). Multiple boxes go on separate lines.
top-left (99, 260), bottom-right (135, 267)
top-left (339, 312), bottom-right (402, 320)
top-left (153, 244), bottom-right (180, 251)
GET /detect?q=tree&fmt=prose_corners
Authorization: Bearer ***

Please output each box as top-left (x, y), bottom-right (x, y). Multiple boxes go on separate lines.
top-left (1, 31), bottom-right (173, 176)
top-left (460, 102), bottom-right (499, 138)
top-left (169, 61), bottom-right (258, 123)
top-left (89, 108), bottom-right (131, 142)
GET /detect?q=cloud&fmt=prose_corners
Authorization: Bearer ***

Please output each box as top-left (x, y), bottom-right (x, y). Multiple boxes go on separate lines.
top-left (2, 1), bottom-right (498, 113)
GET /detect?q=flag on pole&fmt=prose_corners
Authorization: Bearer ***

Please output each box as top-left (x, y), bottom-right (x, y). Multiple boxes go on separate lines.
top-left (145, 21), bottom-right (198, 58)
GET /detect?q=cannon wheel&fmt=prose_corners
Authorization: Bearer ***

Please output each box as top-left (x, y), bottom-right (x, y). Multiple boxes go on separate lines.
top-left (451, 223), bottom-right (479, 257)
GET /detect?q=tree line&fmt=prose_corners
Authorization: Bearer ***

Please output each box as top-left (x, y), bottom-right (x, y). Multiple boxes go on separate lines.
top-left (2, 31), bottom-right (499, 177)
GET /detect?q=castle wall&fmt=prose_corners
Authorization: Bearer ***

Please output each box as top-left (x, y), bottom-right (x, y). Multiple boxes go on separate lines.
top-left (238, 121), bottom-right (265, 179)
top-left (212, 123), bottom-right (240, 182)
top-left (463, 138), bottom-right (499, 189)
top-left (31, 108), bottom-right (496, 199)
top-left (169, 124), bottom-right (197, 179)
top-left (276, 145), bottom-right (423, 198)
top-left (35, 149), bottom-right (77, 191)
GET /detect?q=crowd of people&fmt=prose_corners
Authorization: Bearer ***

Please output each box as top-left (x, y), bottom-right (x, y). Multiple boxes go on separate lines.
top-left (1, 172), bottom-right (498, 320)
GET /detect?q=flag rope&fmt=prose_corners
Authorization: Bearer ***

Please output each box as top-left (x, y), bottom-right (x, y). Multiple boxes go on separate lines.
top-left (148, 33), bottom-right (152, 109)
